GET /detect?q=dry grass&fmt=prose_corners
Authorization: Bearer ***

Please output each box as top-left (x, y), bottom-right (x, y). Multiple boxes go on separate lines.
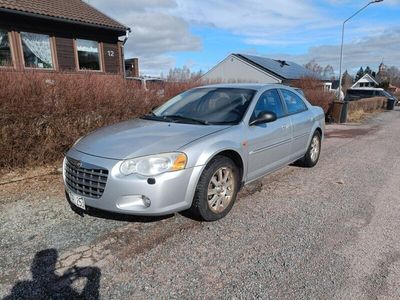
top-left (347, 109), bottom-right (367, 123)
top-left (347, 97), bottom-right (386, 123)
top-left (0, 71), bottom-right (200, 170)
top-left (347, 97), bottom-right (386, 113)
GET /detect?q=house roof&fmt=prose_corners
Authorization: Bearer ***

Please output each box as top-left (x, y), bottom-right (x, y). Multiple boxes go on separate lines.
top-left (235, 53), bottom-right (319, 80)
top-left (353, 73), bottom-right (378, 86)
top-left (0, 0), bottom-right (129, 32)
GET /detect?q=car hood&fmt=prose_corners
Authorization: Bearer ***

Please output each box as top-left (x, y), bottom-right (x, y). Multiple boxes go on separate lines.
top-left (74, 119), bottom-right (230, 160)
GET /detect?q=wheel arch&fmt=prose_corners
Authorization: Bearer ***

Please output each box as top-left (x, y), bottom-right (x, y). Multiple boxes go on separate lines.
top-left (194, 149), bottom-right (245, 192)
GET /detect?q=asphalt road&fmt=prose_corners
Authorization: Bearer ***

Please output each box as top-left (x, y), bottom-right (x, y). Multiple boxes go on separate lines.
top-left (1, 108), bottom-right (400, 299)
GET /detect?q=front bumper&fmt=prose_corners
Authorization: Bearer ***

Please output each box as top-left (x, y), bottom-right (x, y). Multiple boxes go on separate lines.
top-left (63, 148), bottom-right (204, 216)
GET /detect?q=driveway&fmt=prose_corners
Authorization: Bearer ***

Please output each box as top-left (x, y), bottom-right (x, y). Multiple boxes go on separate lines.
top-left (1, 109), bottom-right (400, 299)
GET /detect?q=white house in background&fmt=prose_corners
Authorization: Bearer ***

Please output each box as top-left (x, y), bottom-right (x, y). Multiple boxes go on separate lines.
top-left (201, 53), bottom-right (320, 85)
top-left (351, 73), bottom-right (378, 88)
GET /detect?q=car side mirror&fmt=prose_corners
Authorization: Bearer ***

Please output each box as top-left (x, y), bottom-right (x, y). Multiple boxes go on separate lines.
top-left (249, 111), bottom-right (277, 126)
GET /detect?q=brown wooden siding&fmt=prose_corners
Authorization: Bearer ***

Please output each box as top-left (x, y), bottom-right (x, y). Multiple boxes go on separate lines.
top-left (55, 37), bottom-right (76, 71)
top-left (103, 43), bottom-right (120, 74)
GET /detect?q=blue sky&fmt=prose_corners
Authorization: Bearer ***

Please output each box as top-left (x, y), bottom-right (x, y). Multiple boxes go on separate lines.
top-left (91, 0), bottom-right (400, 76)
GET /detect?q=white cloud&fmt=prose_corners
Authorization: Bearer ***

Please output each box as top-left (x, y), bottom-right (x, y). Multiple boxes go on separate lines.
top-left (265, 28), bottom-right (400, 75)
top-left (90, 0), bottom-right (201, 75)
top-left (174, 0), bottom-right (330, 41)
top-left (90, 0), bottom-right (337, 74)
top-left (89, 0), bottom-right (399, 75)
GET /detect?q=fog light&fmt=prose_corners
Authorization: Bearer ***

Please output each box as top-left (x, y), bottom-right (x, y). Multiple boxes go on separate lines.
top-left (142, 196), bottom-right (151, 207)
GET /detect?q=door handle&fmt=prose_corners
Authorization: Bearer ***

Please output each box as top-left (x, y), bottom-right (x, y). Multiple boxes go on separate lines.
top-left (281, 124), bottom-right (290, 129)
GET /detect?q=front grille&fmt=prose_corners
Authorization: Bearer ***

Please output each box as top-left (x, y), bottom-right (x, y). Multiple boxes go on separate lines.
top-left (64, 157), bottom-right (109, 199)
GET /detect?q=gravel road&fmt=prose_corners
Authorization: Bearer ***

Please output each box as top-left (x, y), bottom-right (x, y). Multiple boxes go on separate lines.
top-left (1, 109), bottom-right (400, 299)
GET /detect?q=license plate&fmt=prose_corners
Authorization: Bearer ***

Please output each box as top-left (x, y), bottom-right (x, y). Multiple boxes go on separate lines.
top-left (69, 191), bottom-right (86, 210)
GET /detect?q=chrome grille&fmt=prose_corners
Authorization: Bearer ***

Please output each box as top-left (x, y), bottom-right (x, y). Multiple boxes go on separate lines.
top-left (65, 157), bottom-right (108, 199)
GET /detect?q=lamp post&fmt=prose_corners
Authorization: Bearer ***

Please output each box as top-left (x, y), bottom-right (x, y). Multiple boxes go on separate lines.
top-left (338, 0), bottom-right (383, 101)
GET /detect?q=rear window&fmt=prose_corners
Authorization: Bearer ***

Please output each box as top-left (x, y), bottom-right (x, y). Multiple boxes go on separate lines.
top-left (347, 90), bottom-right (363, 95)
top-left (347, 89), bottom-right (374, 96)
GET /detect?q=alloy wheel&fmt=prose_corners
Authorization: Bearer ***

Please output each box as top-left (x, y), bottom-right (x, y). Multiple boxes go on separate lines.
top-left (310, 135), bottom-right (320, 162)
top-left (207, 167), bottom-right (235, 214)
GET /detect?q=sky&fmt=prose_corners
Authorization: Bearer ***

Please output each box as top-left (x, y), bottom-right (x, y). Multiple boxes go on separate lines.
top-left (89, 0), bottom-right (400, 76)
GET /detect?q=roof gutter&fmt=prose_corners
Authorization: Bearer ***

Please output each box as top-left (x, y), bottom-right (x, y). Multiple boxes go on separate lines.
top-left (0, 7), bottom-right (129, 34)
top-left (122, 28), bottom-right (131, 45)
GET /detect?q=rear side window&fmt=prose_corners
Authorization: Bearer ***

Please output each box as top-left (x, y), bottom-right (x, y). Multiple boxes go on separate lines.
top-left (280, 89), bottom-right (307, 114)
top-left (347, 90), bottom-right (361, 95)
top-left (252, 89), bottom-right (284, 119)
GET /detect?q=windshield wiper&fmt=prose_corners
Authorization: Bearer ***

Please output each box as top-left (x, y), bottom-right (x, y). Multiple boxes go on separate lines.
top-left (162, 115), bottom-right (209, 125)
top-left (141, 113), bottom-right (169, 122)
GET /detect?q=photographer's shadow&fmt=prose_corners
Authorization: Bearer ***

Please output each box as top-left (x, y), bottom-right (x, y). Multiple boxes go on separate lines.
top-left (5, 249), bottom-right (101, 300)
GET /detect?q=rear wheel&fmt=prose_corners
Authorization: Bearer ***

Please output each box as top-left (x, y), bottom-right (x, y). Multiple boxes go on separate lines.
top-left (298, 131), bottom-right (321, 168)
top-left (189, 156), bottom-right (239, 221)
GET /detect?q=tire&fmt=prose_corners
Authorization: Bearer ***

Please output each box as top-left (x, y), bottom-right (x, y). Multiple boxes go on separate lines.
top-left (188, 156), bottom-right (240, 221)
top-left (298, 131), bottom-right (322, 168)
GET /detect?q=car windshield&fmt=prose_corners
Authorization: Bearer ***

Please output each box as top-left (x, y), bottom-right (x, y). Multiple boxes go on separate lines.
top-left (146, 87), bottom-right (256, 125)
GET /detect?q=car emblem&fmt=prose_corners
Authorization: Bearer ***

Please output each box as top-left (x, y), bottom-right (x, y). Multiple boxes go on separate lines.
top-left (69, 158), bottom-right (82, 168)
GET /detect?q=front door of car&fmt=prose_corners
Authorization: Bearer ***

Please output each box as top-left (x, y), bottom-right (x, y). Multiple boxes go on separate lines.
top-left (246, 89), bottom-right (292, 181)
top-left (279, 88), bottom-right (314, 160)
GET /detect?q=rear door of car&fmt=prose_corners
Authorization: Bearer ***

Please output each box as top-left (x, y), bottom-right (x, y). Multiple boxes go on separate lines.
top-left (279, 88), bottom-right (314, 160)
top-left (246, 89), bottom-right (292, 181)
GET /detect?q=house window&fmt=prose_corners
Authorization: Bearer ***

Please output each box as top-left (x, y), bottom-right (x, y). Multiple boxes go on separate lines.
top-left (21, 32), bottom-right (53, 69)
top-left (0, 29), bottom-right (13, 67)
top-left (76, 39), bottom-right (100, 71)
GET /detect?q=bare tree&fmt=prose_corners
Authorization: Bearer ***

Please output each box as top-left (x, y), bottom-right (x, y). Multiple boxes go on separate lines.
top-left (304, 59), bottom-right (323, 77)
top-left (166, 65), bottom-right (203, 82)
top-left (322, 65), bottom-right (335, 80)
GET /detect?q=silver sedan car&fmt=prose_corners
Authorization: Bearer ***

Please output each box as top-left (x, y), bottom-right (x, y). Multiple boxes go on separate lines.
top-left (63, 84), bottom-right (324, 221)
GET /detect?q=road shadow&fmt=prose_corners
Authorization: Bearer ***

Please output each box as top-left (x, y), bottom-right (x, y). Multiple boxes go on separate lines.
top-left (4, 249), bottom-right (101, 300)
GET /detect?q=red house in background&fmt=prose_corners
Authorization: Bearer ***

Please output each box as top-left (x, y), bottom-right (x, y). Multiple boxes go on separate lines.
top-left (0, 0), bottom-right (130, 76)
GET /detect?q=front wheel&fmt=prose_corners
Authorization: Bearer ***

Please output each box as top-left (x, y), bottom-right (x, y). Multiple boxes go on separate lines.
top-left (188, 156), bottom-right (239, 221)
top-left (298, 131), bottom-right (322, 168)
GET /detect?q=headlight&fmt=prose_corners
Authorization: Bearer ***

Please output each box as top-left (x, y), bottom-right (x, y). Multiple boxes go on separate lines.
top-left (120, 152), bottom-right (187, 176)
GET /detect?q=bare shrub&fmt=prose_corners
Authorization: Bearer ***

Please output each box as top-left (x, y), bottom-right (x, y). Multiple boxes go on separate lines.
top-left (0, 71), bottom-right (201, 170)
top-left (291, 77), bottom-right (336, 114)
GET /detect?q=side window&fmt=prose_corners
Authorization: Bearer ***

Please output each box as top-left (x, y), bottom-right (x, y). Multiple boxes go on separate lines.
top-left (252, 89), bottom-right (284, 120)
top-left (280, 89), bottom-right (307, 114)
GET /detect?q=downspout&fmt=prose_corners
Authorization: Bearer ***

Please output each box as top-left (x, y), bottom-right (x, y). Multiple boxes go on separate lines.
top-left (122, 29), bottom-right (131, 78)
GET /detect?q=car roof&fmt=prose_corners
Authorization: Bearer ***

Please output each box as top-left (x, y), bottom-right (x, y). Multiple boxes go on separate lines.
top-left (197, 83), bottom-right (290, 91)
top-left (349, 87), bottom-right (383, 91)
